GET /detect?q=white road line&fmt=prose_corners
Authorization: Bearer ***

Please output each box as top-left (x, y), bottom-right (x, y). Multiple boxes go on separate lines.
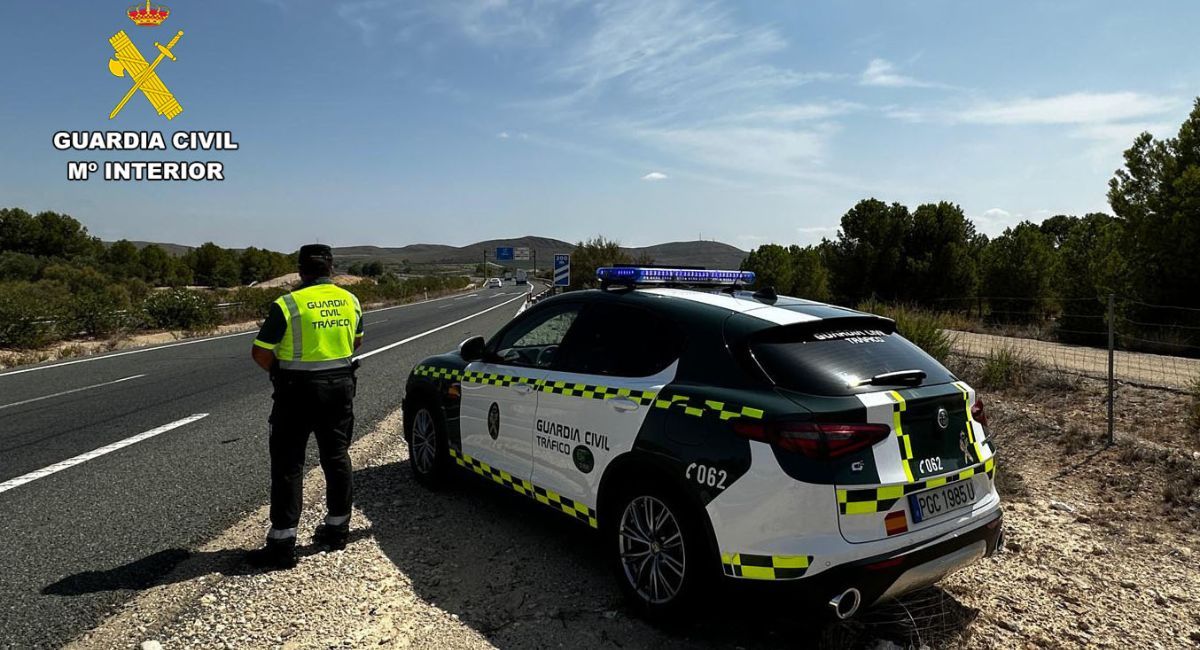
top-left (0, 374), bottom-right (146, 411)
top-left (0, 290), bottom-right (475, 379)
top-left (363, 291), bottom-right (467, 314)
top-left (0, 414), bottom-right (209, 495)
top-left (354, 290), bottom-right (528, 362)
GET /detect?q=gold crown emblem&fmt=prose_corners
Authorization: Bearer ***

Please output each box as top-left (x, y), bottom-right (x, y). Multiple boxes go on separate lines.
top-left (127, 0), bottom-right (170, 27)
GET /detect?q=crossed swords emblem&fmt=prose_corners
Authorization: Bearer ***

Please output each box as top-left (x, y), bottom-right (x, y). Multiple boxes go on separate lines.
top-left (107, 29), bottom-right (184, 120)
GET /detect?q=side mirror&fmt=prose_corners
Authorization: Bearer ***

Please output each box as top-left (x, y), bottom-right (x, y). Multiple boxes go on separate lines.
top-left (459, 336), bottom-right (486, 362)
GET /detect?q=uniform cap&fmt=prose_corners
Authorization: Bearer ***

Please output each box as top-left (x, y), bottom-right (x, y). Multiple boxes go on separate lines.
top-left (299, 244), bottom-right (334, 263)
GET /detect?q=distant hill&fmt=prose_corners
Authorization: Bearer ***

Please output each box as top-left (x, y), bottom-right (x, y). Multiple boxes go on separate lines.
top-left (333, 236), bottom-right (574, 266)
top-left (333, 236), bottom-right (748, 268)
top-left (121, 241), bottom-right (194, 257)
top-left (109, 236), bottom-right (750, 269)
top-left (628, 240), bottom-right (747, 268)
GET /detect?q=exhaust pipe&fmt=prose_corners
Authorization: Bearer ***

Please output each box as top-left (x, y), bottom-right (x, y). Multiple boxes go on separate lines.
top-left (828, 587), bottom-right (862, 620)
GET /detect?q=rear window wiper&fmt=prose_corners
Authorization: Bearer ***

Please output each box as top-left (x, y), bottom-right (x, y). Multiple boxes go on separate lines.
top-left (850, 369), bottom-right (926, 388)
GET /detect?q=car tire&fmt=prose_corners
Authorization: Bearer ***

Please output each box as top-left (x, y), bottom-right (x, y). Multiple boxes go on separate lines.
top-left (604, 479), bottom-right (711, 619)
top-left (406, 401), bottom-right (449, 489)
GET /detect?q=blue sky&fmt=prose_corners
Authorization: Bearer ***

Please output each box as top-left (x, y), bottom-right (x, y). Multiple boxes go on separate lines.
top-left (1, 1), bottom-right (1197, 251)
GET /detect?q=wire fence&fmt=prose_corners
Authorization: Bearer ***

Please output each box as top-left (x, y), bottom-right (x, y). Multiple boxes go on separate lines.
top-left (916, 294), bottom-right (1200, 446)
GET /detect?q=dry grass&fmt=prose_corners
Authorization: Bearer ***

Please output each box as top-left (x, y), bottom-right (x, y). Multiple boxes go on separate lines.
top-left (978, 346), bottom-right (1033, 389)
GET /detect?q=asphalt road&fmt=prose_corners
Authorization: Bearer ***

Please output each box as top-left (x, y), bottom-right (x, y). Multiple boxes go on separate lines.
top-left (0, 285), bottom-right (531, 649)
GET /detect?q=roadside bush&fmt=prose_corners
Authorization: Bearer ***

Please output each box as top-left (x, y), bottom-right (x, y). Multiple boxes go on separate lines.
top-left (142, 288), bottom-right (217, 330)
top-left (978, 346), bottom-right (1032, 389)
top-left (221, 286), bottom-right (288, 322)
top-left (0, 280), bottom-right (71, 348)
top-left (857, 300), bottom-right (955, 363)
top-left (0, 251), bottom-right (42, 282)
top-left (68, 284), bottom-right (133, 337)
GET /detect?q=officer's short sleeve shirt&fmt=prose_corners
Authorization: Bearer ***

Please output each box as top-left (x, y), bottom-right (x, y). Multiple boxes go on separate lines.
top-left (253, 303), bottom-right (287, 350)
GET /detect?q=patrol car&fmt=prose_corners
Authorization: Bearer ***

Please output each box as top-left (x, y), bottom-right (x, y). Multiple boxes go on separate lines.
top-left (402, 267), bottom-right (1002, 619)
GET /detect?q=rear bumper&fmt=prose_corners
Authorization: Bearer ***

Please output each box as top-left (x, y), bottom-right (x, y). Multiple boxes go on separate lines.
top-left (729, 508), bottom-right (1003, 615)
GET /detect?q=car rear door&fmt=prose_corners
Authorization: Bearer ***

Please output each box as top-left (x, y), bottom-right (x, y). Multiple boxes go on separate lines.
top-left (530, 303), bottom-right (684, 527)
top-left (459, 301), bottom-right (583, 484)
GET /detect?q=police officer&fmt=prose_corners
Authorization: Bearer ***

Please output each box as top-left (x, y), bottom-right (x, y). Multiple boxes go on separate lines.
top-left (247, 244), bottom-right (363, 569)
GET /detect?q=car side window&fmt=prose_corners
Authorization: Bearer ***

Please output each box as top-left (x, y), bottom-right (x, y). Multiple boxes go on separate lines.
top-left (555, 303), bottom-right (684, 377)
top-left (489, 303), bottom-right (581, 368)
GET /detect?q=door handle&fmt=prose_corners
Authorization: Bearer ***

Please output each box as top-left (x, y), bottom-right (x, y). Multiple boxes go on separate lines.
top-left (512, 383), bottom-right (534, 395)
top-left (610, 397), bottom-right (639, 412)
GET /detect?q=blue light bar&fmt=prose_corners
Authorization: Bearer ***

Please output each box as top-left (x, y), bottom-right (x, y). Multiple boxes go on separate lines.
top-left (596, 266), bottom-right (756, 286)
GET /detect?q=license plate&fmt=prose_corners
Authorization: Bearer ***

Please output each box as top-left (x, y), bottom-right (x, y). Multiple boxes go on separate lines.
top-left (908, 480), bottom-right (977, 523)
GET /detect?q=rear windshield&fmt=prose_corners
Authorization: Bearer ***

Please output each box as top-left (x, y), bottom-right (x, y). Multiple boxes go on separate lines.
top-left (749, 325), bottom-right (955, 396)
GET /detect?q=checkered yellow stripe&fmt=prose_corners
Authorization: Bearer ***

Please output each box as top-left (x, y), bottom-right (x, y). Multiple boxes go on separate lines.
top-left (538, 380), bottom-right (656, 404)
top-left (449, 448), bottom-right (598, 528)
top-left (413, 365), bottom-right (464, 381)
top-left (462, 370), bottom-right (540, 388)
top-left (651, 394), bottom-right (765, 421)
top-left (837, 457), bottom-right (996, 515)
top-left (412, 366), bottom-right (763, 421)
top-left (720, 552), bottom-right (812, 580)
top-left (888, 390), bottom-right (916, 483)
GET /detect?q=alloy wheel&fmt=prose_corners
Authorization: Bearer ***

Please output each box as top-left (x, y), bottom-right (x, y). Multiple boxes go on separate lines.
top-left (618, 495), bottom-right (687, 605)
top-left (410, 409), bottom-right (437, 475)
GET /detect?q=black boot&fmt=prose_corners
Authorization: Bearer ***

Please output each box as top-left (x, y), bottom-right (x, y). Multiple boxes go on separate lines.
top-left (312, 523), bottom-right (350, 551)
top-left (246, 536), bottom-right (298, 570)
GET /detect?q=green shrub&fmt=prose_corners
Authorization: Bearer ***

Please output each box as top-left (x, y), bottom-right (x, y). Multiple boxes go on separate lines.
top-left (142, 288), bottom-right (217, 330)
top-left (68, 284), bottom-right (133, 337)
top-left (220, 286), bottom-right (288, 322)
top-left (0, 281), bottom-right (71, 348)
top-left (857, 300), bottom-right (955, 363)
top-left (978, 346), bottom-right (1032, 389)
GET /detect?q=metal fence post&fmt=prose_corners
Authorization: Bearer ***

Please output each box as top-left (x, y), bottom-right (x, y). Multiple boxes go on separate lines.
top-left (1107, 293), bottom-right (1115, 446)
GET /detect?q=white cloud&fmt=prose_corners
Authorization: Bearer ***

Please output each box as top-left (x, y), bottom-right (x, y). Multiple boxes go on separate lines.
top-left (535, 1), bottom-right (850, 184)
top-left (496, 131), bottom-right (511, 139)
top-left (860, 58), bottom-right (939, 88)
top-left (354, 0), bottom-right (851, 190)
top-left (729, 101), bottom-right (862, 124)
top-left (549, 0), bottom-right (831, 114)
top-left (796, 226), bottom-right (837, 233)
top-left (337, 0), bottom-right (576, 47)
top-left (641, 171), bottom-right (668, 181)
top-left (886, 92), bottom-right (1181, 162)
top-left (632, 125), bottom-right (833, 179)
top-left (955, 92), bottom-right (1178, 126)
top-left (972, 208), bottom-right (1053, 236)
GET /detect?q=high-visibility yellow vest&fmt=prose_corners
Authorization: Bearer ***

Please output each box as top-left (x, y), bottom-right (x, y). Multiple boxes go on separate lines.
top-left (271, 283), bottom-right (362, 371)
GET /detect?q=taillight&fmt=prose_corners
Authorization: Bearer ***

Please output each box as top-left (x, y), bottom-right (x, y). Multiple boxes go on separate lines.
top-left (971, 398), bottom-right (988, 426)
top-left (733, 421), bottom-right (890, 459)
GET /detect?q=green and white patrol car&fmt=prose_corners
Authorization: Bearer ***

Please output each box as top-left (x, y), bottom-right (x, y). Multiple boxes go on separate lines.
top-left (402, 267), bottom-right (1002, 619)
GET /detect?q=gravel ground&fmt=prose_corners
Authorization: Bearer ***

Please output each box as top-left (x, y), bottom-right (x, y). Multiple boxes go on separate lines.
top-left (72, 360), bottom-right (1200, 649)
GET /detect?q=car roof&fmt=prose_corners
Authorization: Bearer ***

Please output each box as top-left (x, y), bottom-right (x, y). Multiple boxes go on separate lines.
top-left (540, 286), bottom-right (870, 328)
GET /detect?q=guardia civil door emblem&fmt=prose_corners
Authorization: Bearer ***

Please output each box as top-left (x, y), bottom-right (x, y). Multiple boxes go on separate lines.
top-left (108, 2), bottom-right (184, 120)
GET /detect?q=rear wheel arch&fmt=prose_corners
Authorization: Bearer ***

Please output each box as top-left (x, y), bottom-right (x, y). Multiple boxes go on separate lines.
top-left (597, 452), bottom-right (720, 560)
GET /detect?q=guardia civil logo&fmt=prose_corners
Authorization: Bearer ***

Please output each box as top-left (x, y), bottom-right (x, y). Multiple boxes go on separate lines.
top-left (108, 1), bottom-right (184, 120)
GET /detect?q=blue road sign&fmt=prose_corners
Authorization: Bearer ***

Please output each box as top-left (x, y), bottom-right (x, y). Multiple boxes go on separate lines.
top-left (554, 254), bottom-right (570, 287)
top-left (496, 247), bottom-right (514, 261)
